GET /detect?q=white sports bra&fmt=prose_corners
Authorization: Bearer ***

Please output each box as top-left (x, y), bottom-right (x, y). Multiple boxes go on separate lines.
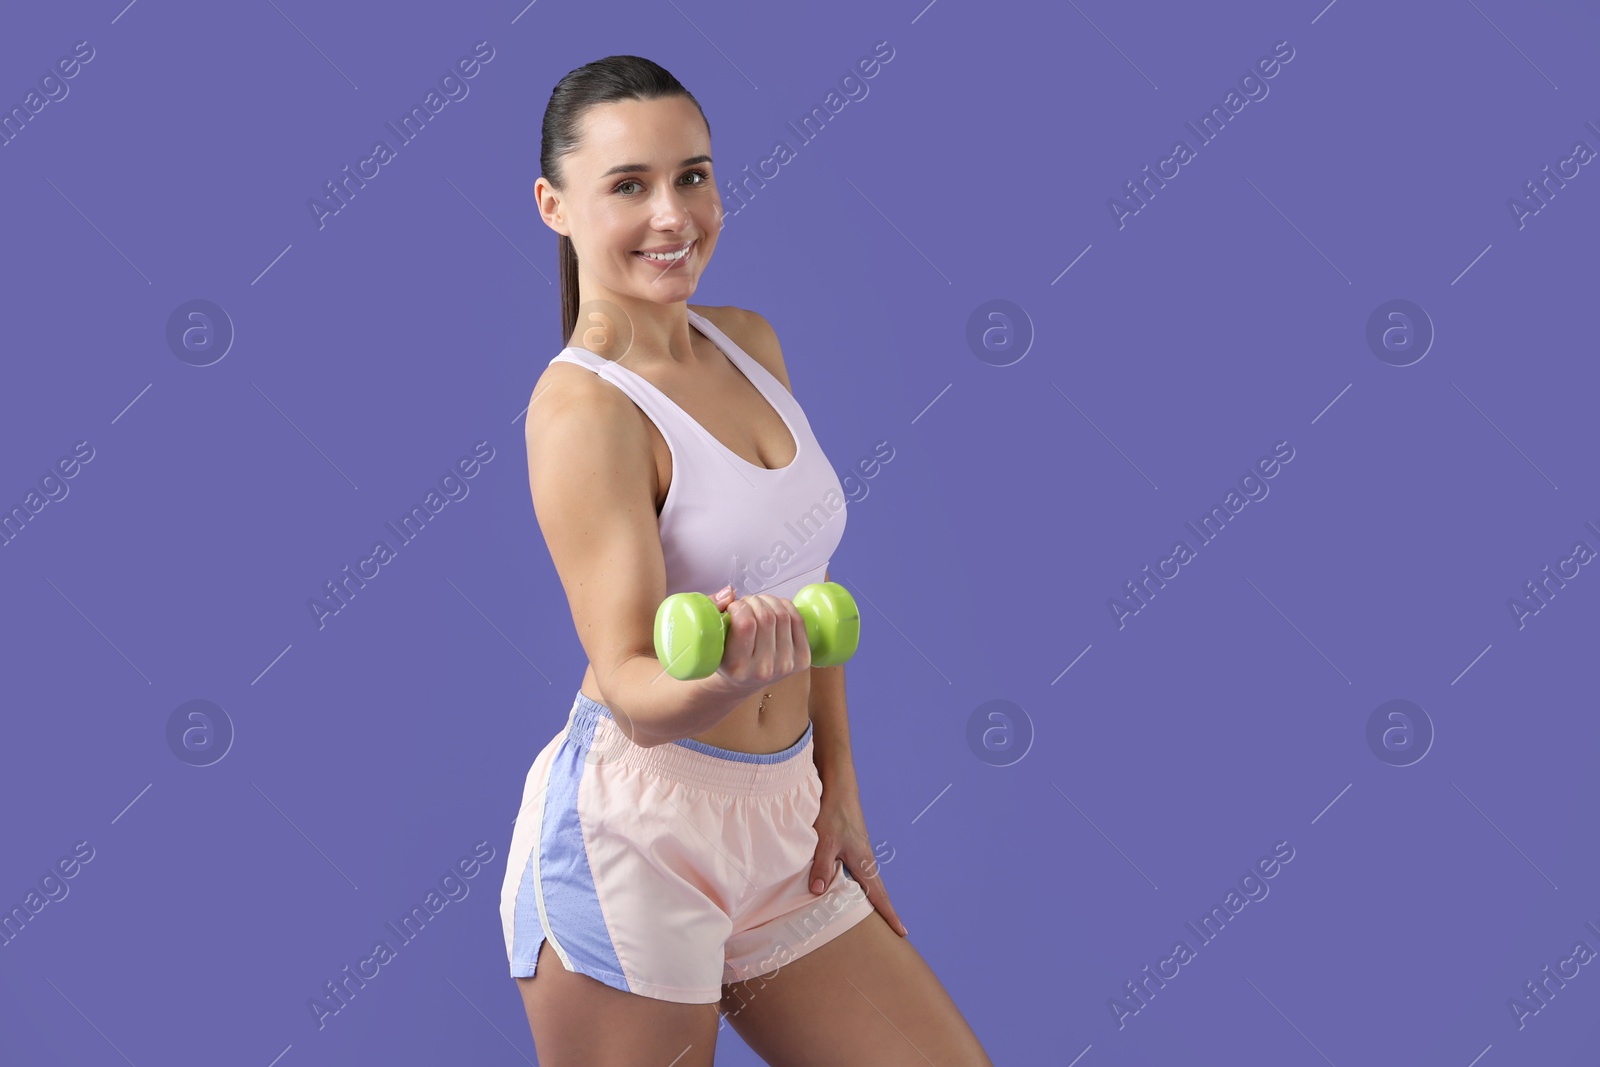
top-left (547, 308), bottom-right (847, 601)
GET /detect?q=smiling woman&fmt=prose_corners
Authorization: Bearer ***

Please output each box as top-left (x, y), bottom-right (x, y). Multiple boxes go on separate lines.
top-left (497, 54), bottom-right (993, 1067)
top-left (538, 75), bottom-right (723, 345)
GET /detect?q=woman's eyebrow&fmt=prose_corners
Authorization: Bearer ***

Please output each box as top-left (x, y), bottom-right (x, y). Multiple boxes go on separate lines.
top-left (601, 155), bottom-right (712, 178)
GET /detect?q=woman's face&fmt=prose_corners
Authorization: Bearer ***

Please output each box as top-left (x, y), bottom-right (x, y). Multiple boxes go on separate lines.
top-left (542, 95), bottom-right (721, 309)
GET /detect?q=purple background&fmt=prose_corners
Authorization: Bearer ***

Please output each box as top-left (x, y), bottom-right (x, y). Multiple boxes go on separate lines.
top-left (3, 0), bottom-right (1599, 1063)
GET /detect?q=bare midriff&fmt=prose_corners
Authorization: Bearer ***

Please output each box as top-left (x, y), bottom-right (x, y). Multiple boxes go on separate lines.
top-left (577, 665), bottom-right (811, 754)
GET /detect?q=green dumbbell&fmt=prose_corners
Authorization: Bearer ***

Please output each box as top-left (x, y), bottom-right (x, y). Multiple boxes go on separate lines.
top-left (654, 581), bottom-right (861, 681)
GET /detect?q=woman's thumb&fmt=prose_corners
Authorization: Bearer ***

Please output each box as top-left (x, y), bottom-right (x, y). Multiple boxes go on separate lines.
top-left (810, 858), bottom-right (829, 895)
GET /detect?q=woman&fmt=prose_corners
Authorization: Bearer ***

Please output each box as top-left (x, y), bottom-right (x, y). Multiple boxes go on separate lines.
top-left (499, 55), bottom-right (992, 1066)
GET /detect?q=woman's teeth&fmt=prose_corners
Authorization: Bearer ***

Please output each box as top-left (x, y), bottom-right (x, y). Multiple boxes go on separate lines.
top-left (636, 241), bottom-right (693, 262)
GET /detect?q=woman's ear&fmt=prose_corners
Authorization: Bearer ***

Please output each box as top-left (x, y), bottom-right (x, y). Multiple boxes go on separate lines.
top-left (534, 177), bottom-right (570, 236)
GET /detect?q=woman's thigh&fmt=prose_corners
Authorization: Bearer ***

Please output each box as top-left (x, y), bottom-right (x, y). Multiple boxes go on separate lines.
top-left (517, 939), bottom-right (721, 1067)
top-left (718, 909), bottom-right (993, 1067)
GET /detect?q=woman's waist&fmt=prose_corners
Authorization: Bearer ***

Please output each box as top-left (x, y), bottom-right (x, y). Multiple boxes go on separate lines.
top-left (686, 689), bottom-right (810, 755)
top-left (577, 671), bottom-right (810, 757)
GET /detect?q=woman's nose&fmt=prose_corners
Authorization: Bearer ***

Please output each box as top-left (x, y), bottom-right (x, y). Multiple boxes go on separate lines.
top-left (650, 189), bottom-right (692, 224)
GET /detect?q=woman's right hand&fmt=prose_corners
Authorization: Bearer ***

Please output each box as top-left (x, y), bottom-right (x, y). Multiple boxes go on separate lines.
top-left (707, 584), bottom-right (812, 692)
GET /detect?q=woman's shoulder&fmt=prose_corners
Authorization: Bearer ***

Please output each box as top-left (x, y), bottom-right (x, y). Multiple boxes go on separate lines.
top-left (691, 304), bottom-right (792, 393)
top-left (525, 349), bottom-right (639, 444)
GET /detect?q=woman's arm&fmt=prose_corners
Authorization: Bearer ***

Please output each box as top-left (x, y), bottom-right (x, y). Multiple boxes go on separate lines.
top-left (803, 569), bottom-right (908, 936)
top-left (808, 568), bottom-right (860, 799)
top-left (527, 367), bottom-right (760, 746)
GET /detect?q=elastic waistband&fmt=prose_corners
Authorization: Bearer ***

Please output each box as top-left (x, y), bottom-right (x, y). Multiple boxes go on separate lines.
top-left (564, 691), bottom-right (814, 796)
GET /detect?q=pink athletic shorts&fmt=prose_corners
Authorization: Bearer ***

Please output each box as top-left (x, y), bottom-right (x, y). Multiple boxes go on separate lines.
top-left (500, 691), bottom-right (876, 1004)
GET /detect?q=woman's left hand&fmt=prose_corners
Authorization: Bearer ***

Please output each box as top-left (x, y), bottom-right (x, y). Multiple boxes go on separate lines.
top-left (809, 786), bottom-right (908, 937)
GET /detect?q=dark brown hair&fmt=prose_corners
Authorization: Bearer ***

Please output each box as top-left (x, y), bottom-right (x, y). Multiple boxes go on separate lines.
top-left (540, 56), bottom-right (711, 344)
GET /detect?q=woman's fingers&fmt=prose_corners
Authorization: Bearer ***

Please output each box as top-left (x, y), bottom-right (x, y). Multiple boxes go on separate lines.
top-left (723, 595), bottom-right (756, 674)
top-left (851, 848), bottom-right (907, 937)
top-left (718, 592), bottom-right (811, 684)
top-left (766, 595), bottom-right (795, 673)
top-left (749, 595), bottom-right (786, 679)
top-left (778, 596), bottom-right (808, 673)
top-left (725, 595), bottom-right (772, 682)
top-left (790, 601), bottom-right (812, 670)
top-left (732, 598), bottom-right (764, 681)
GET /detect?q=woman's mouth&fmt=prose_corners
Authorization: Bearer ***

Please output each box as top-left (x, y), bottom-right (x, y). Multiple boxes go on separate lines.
top-left (633, 239), bottom-right (696, 270)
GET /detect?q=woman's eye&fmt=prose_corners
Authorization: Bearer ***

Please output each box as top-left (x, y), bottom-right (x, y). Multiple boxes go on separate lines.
top-left (615, 170), bottom-right (710, 195)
